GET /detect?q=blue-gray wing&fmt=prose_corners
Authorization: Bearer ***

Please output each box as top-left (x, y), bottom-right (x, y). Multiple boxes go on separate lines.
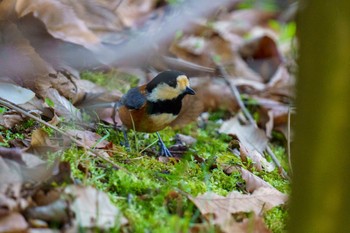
top-left (120, 87), bottom-right (146, 110)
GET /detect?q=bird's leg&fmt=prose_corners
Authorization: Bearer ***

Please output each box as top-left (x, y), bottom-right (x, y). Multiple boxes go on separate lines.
top-left (121, 126), bottom-right (130, 150)
top-left (156, 132), bottom-right (172, 157)
top-left (112, 102), bottom-right (130, 150)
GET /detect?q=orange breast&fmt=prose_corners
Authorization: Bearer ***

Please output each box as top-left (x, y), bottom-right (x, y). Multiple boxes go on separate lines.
top-left (118, 105), bottom-right (177, 133)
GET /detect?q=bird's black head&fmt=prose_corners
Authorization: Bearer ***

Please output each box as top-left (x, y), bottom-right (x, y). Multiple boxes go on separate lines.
top-left (146, 70), bottom-right (195, 102)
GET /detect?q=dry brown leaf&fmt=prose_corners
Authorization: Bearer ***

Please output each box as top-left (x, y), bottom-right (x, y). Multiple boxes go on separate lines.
top-left (0, 21), bottom-right (53, 90)
top-left (15, 0), bottom-right (100, 48)
top-left (66, 129), bottom-right (109, 149)
top-left (29, 128), bottom-right (60, 155)
top-left (265, 65), bottom-right (295, 98)
top-left (239, 35), bottom-right (282, 82)
top-left (239, 142), bottom-right (275, 172)
top-left (0, 212), bottom-right (28, 232)
top-left (175, 134), bottom-right (197, 146)
top-left (240, 167), bottom-right (273, 193)
top-left (214, 9), bottom-right (277, 36)
top-left (45, 88), bottom-right (82, 121)
top-left (64, 185), bottom-right (128, 229)
top-left (59, 0), bottom-right (124, 36)
top-left (170, 35), bottom-right (234, 69)
top-left (0, 110), bottom-right (26, 129)
top-left (219, 116), bottom-right (268, 154)
top-left (222, 165), bottom-right (273, 193)
top-left (116, 0), bottom-right (158, 27)
top-left (25, 199), bottom-right (70, 223)
top-left (220, 214), bottom-right (271, 233)
top-left (191, 77), bottom-right (239, 112)
top-left (189, 187), bottom-right (287, 224)
top-left (0, 147), bottom-right (54, 186)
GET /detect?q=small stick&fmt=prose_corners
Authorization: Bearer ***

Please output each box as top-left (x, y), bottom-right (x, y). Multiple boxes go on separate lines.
top-left (0, 97), bottom-right (130, 174)
top-left (215, 64), bottom-right (290, 180)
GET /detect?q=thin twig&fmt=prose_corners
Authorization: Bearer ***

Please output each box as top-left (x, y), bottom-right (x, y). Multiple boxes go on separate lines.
top-left (215, 64), bottom-right (290, 180)
top-left (0, 97), bottom-right (130, 174)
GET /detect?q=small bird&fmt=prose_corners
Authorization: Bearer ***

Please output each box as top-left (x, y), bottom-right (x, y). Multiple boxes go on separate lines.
top-left (118, 70), bottom-right (195, 157)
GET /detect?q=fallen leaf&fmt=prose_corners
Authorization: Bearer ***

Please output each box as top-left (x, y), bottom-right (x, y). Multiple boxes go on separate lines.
top-left (190, 77), bottom-right (239, 112)
top-left (220, 214), bottom-right (271, 233)
top-left (239, 35), bottom-right (282, 82)
top-left (239, 142), bottom-right (275, 172)
top-left (64, 185), bottom-right (128, 229)
top-left (0, 21), bottom-right (54, 92)
top-left (219, 116), bottom-right (268, 154)
top-left (266, 65), bottom-right (295, 98)
top-left (116, 0), bottom-right (158, 27)
top-left (0, 110), bottom-right (26, 129)
top-left (240, 167), bottom-right (273, 193)
top-left (25, 199), bottom-right (69, 223)
top-left (189, 187), bottom-right (287, 224)
top-left (0, 212), bottom-right (28, 232)
top-left (0, 147), bottom-right (54, 186)
top-left (66, 129), bottom-right (109, 149)
top-left (175, 134), bottom-right (197, 146)
top-left (0, 82), bottom-right (35, 104)
top-left (214, 9), bottom-right (277, 36)
top-left (45, 88), bottom-right (82, 121)
top-left (15, 0), bottom-right (100, 48)
top-left (0, 194), bottom-right (18, 216)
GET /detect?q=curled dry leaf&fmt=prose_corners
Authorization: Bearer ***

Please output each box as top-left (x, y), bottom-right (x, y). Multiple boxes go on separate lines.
top-left (189, 187), bottom-right (287, 225)
top-left (0, 212), bottom-right (28, 233)
top-left (239, 142), bottom-right (275, 172)
top-left (25, 199), bottom-right (70, 223)
top-left (222, 165), bottom-right (274, 193)
top-left (240, 167), bottom-right (273, 193)
top-left (0, 82), bottom-right (35, 104)
top-left (175, 134), bottom-right (197, 146)
top-left (66, 129), bottom-right (110, 149)
top-left (116, 0), bottom-right (158, 27)
top-left (214, 9), bottom-right (277, 36)
top-left (0, 147), bottom-right (54, 186)
top-left (64, 185), bottom-right (128, 229)
top-left (239, 35), bottom-right (282, 82)
top-left (220, 214), bottom-right (271, 233)
top-left (265, 65), bottom-right (295, 99)
top-left (170, 35), bottom-right (234, 69)
top-left (29, 128), bottom-right (61, 155)
top-left (0, 21), bottom-right (54, 90)
top-left (45, 88), bottom-right (82, 121)
top-left (0, 110), bottom-right (26, 129)
top-left (190, 77), bottom-right (239, 112)
top-left (219, 116), bottom-right (268, 154)
top-left (15, 0), bottom-right (100, 48)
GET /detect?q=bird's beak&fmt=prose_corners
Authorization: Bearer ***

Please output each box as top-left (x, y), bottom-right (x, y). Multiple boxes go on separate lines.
top-left (185, 86), bottom-right (196, 95)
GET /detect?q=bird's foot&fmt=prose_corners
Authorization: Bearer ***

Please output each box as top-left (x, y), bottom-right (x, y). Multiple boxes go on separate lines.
top-left (156, 132), bottom-right (172, 157)
top-left (158, 140), bottom-right (172, 157)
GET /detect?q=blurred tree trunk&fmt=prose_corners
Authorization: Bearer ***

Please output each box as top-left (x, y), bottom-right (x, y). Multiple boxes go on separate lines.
top-left (289, 1), bottom-right (350, 233)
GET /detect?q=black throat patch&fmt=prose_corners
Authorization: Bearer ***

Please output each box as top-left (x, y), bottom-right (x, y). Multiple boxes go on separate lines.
top-left (147, 94), bottom-right (185, 115)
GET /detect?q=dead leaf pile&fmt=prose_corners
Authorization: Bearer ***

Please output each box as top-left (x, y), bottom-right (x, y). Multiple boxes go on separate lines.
top-left (0, 1), bottom-right (296, 232)
top-left (189, 187), bottom-right (287, 232)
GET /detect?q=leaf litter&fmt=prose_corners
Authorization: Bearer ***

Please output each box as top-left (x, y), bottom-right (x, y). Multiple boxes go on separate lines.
top-left (0, 0), bottom-right (296, 232)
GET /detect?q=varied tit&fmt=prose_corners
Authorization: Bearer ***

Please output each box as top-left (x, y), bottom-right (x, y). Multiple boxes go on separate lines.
top-left (118, 70), bottom-right (195, 157)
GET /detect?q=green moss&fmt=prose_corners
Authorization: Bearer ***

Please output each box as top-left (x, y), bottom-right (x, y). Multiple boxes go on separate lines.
top-left (58, 108), bottom-right (289, 232)
top-left (264, 206), bottom-right (288, 233)
top-left (81, 70), bottom-right (139, 93)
